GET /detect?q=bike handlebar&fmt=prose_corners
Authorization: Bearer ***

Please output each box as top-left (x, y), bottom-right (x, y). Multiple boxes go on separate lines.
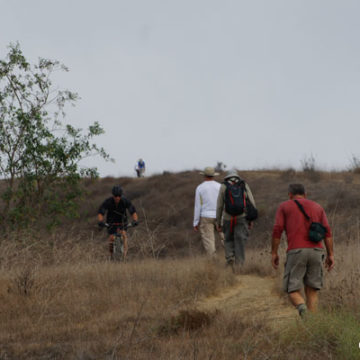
top-left (104, 222), bottom-right (136, 229)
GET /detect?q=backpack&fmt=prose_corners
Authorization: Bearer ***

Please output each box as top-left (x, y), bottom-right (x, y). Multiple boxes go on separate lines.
top-left (224, 181), bottom-right (246, 216)
top-left (224, 181), bottom-right (259, 220)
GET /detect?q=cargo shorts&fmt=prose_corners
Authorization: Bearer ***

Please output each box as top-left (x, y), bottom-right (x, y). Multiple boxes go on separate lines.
top-left (283, 247), bottom-right (325, 293)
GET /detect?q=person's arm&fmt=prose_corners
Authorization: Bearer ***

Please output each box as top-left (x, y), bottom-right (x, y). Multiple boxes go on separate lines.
top-left (324, 236), bottom-right (334, 271)
top-left (271, 205), bottom-right (285, 269)
top-left (245, 183), bottom-right (256, 207)
top-left (320, 210), bottom-right (334, 271)
top-left (127, 200), bottom-right (138, 226)
top-left (193, 187), bottom-right (201, 230)
top-left (271, 237), bottom-right (281, 269)
top-left (132, 212), bottom-right (138, 223)
top-left (216, 185), bottom-right (225, 231)
top-left (245, 183), bottom-right (256, 229)
top-left (97, 200), bottom-right (107, 227)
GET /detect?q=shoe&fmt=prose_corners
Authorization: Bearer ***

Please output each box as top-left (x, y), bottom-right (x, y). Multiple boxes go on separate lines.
top-left (297, 303), bottom-right (307, 318)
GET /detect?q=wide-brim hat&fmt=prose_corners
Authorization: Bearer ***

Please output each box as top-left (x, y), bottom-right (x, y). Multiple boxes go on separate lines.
top-left (200, 166), bottom-right (219, 177)
top-left (224, 170), bottom-right (241, 180)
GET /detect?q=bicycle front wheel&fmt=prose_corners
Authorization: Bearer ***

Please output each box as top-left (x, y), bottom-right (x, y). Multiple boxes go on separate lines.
top-left (113, 235), bottom-right (125, 261)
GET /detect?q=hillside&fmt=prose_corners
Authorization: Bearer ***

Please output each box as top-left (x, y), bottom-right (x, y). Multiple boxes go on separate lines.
top-left (77, 169), bottom-right (360, 259)
top-left (1, 169), bottom-right (360, 359)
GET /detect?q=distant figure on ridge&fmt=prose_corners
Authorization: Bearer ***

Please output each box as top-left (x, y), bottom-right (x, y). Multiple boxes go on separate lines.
top-left (216, 170), bottom-right (257, 269)
top-left (271, 183), bottom-right (334, 317)
top-left (193, 167), bottom-right (223, 257)
top-left (135, 158), bottom-right (146, 178)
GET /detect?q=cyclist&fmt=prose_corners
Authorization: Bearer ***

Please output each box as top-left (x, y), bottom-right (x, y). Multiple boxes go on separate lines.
top-left (98, 185), bottom-right (138, 260)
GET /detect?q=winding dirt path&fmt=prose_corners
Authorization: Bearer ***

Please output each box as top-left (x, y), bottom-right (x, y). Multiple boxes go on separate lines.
top-left (197, 275), bottom-right (297, 330)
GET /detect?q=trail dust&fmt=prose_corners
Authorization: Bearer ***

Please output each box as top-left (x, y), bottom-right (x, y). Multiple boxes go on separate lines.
top-left (197, 274), bottom-right (297, 330)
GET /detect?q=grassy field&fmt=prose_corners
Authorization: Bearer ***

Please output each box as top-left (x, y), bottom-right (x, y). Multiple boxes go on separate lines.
top-left (1, 169), bottom-right (360, 359)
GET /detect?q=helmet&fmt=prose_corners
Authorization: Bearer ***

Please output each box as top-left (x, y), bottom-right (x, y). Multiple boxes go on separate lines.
top-left (112, 185), bottom-right (123, 197)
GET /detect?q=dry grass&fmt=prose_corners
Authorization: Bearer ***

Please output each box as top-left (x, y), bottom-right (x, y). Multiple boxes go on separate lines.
top-left (0, 250), bottom-right (238, 359)
top-left (321, 242), bottom-right (360, 310)
top-left (1, 240), bottom-right (359, 359)
top-left (1, 169), bottom-right (360, 358)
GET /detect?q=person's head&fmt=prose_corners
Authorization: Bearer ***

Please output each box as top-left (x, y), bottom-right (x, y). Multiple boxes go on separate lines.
top-left (200, 166), bottom-right (219, 180)
top-left (224, 169), bottom-right (241, 183)
top-left (288, 183), bottom-right (306, 199)
top-left (112, 185), bottom-right (123, 203)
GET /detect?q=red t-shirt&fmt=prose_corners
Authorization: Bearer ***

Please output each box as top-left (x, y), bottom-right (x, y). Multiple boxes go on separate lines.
top-left (272, 198), bottom-right (332, 251)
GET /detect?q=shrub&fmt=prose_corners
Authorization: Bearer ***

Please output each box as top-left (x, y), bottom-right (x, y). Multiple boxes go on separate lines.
top-left (348, 154), bottom-right (360, 174)
top-left (300, 154), bottom-right (322, 182)
top-left (0, 43), bottom-right (110, 229)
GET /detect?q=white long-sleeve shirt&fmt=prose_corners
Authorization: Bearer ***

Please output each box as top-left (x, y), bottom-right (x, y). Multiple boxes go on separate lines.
top-left (193, 180), bottom-right (221, 226)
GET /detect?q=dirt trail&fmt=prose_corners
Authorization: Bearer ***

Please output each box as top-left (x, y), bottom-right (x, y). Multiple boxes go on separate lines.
top-left (197, 275), bottom-right (297, 330)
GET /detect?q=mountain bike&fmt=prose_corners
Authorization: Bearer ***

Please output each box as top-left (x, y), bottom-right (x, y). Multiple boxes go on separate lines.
top-left (104, 222), bottom-right (135, 261)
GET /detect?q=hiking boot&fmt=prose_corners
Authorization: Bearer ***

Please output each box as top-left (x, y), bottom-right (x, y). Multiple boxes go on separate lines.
top-left (296, 303), bottom-right (307, 318)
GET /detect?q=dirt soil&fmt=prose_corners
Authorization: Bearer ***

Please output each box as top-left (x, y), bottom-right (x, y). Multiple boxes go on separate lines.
top-left (197, 274), bottom-right (298, 331)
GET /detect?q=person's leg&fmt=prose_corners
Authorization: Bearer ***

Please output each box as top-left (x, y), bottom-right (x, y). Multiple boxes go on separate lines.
top-left (305, 286), bottom-right (319, 312)
top-left (283, 249), bottom-right (308, 316)
top-left (222, 220), bottom-right (234, 265)
top-left (304, 248), bottom-right (324, 312)
top-left (233, 218), bottom-right (249, 265)
top-left (304, 248), bottom-right (325, 312)
top-left (289, 292), bottom-right (308, 317)
top-left (199, 217), bottom-right (216, 256)
top-left (288, 290), bottom-right (306, 307)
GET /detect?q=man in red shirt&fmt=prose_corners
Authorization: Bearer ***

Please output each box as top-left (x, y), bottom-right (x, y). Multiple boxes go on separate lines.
top-left (271, 184), bottom-right (334, 317)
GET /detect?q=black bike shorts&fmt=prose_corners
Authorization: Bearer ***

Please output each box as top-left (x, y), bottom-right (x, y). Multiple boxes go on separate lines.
top-left (107, 224), bottom-right (127, 235)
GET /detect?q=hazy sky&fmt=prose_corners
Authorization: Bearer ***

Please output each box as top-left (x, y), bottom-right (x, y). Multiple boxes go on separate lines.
top-left (1, 0), bottom-right (359, 176)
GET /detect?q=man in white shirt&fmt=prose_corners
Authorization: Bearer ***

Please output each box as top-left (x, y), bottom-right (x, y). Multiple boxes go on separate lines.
top-left (193, 166), bottom-right (222, 256)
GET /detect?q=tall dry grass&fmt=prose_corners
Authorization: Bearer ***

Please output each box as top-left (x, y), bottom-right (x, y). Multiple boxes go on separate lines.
top-left (2, 169), bottom-right (360, 358)
top-left (0, 240), bottom-right (239, 359)
top-left (1, 238), bottom-right (360, 359)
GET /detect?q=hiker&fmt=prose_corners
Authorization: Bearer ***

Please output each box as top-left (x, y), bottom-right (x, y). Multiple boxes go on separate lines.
top-left (193, 166), bottom-right (223, 256)
top-left (216, 170), bottom-right (257, 267)
top-left (135, 158), bottom-right (146, 178)
top-left (98, 185), bottom-right (138, 260)
top-left (271, 183), bottom-right (334, 317)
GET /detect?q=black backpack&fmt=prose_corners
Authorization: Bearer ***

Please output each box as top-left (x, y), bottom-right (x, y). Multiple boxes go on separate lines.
top-left (224, 181), bottom-right (258, 221)
top-left (224, 181), bottom-right (246, 216)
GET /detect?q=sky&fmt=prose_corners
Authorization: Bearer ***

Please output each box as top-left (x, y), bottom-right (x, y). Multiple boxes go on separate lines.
top-left (1, 0), bottom-right (360, 177)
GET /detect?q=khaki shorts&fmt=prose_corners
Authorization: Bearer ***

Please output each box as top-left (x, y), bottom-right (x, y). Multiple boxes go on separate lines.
top-left (283, 248), bottom-right (325, 293)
